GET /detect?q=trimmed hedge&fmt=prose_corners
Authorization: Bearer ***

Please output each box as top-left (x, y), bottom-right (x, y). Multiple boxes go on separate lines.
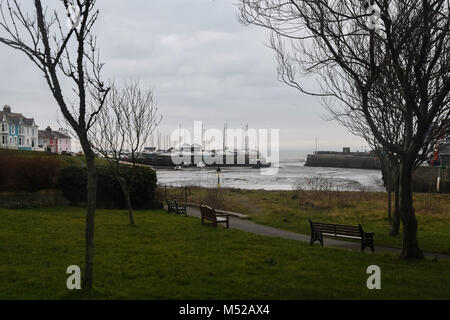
top-left (0, 154), bottom-right (61, 192)
top-left (57, 165), bottom-right (161, 209)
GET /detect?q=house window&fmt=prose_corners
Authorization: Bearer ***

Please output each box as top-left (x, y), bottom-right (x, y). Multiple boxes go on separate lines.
top-left (19, 137), bottom-right (23, 146)
top-left (32, 139), bottom-right (35, 148)
top-left (9, 137), bottom-right (12, 145)
top-left (1, 136), bottom-right (6, 145)
top-left (14, 137), bottom-right (17, 145)
top-left (10, 124), bottom-right (15, 134)
top-left (1, 123), bottom-right (6, 132)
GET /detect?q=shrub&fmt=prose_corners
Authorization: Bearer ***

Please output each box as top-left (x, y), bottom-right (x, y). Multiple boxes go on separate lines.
top-left (57, 166), bottom-right (87, 204)
top-left (126, 165), bottom-right (160, 209)
top-left (201, 188), bottom-right (227, 210)
top-left (58, 165), bottom-right (161, 209)
top-left (0, 154), bottom-right (61, 192)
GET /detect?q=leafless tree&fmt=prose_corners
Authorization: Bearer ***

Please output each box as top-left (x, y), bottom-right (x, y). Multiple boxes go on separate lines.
top-left (239, 0), bottom-right (450, 259)
top-left (91, 80), bottom-right (161, 226)
top-left (0, 0), bottom-right (110, 286)
top-left (324, 71), bottom-right (405, 236)
top-left (351, 122), bottom-right (402, 236)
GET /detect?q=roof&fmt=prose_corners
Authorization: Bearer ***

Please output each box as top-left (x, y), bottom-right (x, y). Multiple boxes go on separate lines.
top-left (38, 129), bottom-right (71, 139)
top-left (0, 110), bottom-right (35, 126)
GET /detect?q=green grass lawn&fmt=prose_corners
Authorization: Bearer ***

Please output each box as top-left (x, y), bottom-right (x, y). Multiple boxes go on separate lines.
top-left (184, 188), bottom-right (450, 255)
top-left (0, 206), bottom-right (449, 299)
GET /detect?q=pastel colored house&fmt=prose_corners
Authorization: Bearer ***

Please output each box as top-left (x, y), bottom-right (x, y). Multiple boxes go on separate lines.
top-left (38, 126), bottom-right (72, 153)
top-left (0, 105), bottom-right (39, 150)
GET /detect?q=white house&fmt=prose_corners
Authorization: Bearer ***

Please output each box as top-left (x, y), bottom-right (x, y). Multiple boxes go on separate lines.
top-left (0, 105), bottom-right (39, 150)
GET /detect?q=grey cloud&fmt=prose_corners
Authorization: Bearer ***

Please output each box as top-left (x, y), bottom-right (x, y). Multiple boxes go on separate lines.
top-left (0, 0), bottom-right (366, 151)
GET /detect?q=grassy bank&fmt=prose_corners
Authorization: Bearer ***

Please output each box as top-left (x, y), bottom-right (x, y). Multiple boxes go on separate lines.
top-left (1, 206), bottom-right (449, 299)
top-left (179, 187), bottom-right (450, 255)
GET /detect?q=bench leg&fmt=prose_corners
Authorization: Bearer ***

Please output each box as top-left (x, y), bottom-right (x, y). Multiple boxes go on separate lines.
top-left (310, 231), bottom-right (323, 247)
top-left (361, 236), bottom-right (375, 253)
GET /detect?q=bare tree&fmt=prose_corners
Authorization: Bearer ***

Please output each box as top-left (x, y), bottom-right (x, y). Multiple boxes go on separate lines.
top-left (0, 0), bottom-right (109, 286)
top-left (92, 80), bottom-right (161, 226)
top-left (324, 76), bottom-right (405, 236)
top-left (239, 0), bottom-right (450, 259)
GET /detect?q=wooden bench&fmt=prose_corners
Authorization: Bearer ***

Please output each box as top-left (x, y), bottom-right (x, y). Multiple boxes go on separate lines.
top-left (173, 200), bottom-right (187, 215)
top-left (166, 199), bottom-right (177, 213)
top-left (309, 219), bottom-right (374, 252)
top-left (200, 205), bottom-right (229, 228)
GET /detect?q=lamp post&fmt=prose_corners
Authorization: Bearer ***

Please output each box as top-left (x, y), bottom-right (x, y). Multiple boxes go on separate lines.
top-left (216, 166), bottom-right (221, 189)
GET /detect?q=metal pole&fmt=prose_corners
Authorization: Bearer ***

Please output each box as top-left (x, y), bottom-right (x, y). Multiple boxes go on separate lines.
top-left (217, 167), bottom-right (221, 189)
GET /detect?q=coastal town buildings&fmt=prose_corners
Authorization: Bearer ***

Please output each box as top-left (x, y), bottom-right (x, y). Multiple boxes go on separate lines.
top-left (0, 105), bottom-right (73, 154)
top-left (0, 105), bottom-right (39, 151)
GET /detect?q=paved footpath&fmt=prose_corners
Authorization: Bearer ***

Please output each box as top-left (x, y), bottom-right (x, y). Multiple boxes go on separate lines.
top-left (185, 206), bottom-right (450, 260)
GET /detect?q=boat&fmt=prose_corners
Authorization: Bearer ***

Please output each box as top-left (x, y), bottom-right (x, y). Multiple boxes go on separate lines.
top-left (196, 161), bottom-right (206, 168)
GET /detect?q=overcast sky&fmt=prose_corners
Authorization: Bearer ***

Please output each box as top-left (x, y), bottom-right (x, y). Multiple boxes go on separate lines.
top-left (0, 0), bottom-right (367, 153)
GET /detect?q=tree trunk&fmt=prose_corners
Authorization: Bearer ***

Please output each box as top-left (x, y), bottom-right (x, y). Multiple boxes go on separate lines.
top-left (387, 160), bottom-right (392, 226)
top-left (119, 179), bottom-right (135, 226)
top-left (398, 161), bottom-right (424, 259)
top-left (390, 169), bottom-right (400, 236)
top-left (82, 144), bottom-right (97, 289)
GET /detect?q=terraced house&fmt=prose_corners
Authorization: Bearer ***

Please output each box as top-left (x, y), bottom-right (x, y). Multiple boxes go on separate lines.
top-left (38, 126), bottom-right (72, 154)
top-left (0, 105), bottom-right (39, 150)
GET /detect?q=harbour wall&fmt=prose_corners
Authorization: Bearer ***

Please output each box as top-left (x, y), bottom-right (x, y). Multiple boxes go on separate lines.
top-left (134, 154), bottom-right (269, 168)
top-left (305, 153), bottom-right (381, 170)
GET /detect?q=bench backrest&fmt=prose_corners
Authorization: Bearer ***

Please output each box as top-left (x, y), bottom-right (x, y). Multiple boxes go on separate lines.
top-left (309, 219), bottom-right (362, 237)
top-left (200, 205), bottom-right (216, 220)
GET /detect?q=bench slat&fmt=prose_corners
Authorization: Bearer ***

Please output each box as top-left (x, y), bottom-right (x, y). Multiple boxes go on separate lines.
top-left (321, 233), bottom-right (362, 239)
top-left (313, 226), bottom-right (360, 232)
top-left (312, 223), bottom-right (360, 230)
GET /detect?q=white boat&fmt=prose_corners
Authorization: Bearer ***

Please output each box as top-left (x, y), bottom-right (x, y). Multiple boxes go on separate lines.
top-left (196, 161), bottom-right (206, 168)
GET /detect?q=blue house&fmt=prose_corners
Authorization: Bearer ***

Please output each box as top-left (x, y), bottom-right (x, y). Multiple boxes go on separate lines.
top-left (0, 105), bottom-right (39, 151)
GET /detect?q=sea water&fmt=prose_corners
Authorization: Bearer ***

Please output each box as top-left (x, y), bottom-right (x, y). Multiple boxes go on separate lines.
top-left (156, 150), bottom-right (385, 192)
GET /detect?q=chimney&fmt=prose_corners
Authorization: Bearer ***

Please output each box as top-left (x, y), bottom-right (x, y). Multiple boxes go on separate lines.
top-left (46, 126), bottom-right (52, 132)
top-left (3, 105), bottom-right (11, 113)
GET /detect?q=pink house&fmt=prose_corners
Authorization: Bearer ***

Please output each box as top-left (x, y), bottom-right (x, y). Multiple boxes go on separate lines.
top-left (58, 132), bottom-right (71, 153)
top-left (38, 126), bottom-right (72, 153)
